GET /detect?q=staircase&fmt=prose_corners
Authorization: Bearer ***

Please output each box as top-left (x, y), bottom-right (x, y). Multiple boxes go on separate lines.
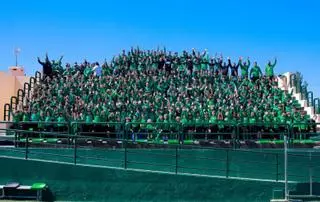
top-left (278, 72), bottom-right (320, 124)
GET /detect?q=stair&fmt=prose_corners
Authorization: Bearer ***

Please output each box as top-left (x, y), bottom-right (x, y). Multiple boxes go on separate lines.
top-left (278, 73), bottom-right (320, 124)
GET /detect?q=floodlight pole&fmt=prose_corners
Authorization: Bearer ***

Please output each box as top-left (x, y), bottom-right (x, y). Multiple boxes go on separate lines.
top-left (14, 48), bottom-right (20, 67)
top-left (15, 53), bottom-right (18, 66)
top-left (284, 135), bottom-right (288, 201)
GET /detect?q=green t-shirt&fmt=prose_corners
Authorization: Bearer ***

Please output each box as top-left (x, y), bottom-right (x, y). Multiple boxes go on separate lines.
top-left (31, 113), bottom-right (39, 122)
top-left (249, 117), bottom-right (256, 124)
top-left (250, 65), bottom-right (262, 78)
top-left (240, 60), bottom-right (250, 77)
top-left (265, 59), bottom-right (277, 77)
top-left (22, 113), bottom-right (29, 122)
top-left (85, 115), bottom-right (93, 123)
top-left (57, 116), bottom-right (65, 127)
top-left (209, 116), bottom-right (217, 124)
top-left (12, 112), bottom-right (22, 123)
top-left (93, 115), bottom-right (101, 123)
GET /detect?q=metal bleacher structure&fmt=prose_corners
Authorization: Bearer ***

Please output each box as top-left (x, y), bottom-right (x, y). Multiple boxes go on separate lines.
top-left (2, 70), bottom-right (320, 144)
top-left (1, 71), bottom-right (320, 201)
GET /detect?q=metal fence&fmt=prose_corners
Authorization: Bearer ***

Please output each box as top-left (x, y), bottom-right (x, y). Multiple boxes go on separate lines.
top-left (2, 121), bottom-right (320, 143)
top-left (1, 128), bottom-right (320, 184)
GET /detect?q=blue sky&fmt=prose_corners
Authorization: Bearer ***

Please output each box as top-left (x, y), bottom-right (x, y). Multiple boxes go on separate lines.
top-left (1, 0), bottom-right (319, 96)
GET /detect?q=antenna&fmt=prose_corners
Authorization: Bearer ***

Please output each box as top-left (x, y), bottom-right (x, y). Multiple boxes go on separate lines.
top-left (14, 47), bottom-right (21, 66)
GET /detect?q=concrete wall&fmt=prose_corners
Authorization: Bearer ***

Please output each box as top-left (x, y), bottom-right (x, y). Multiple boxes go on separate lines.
top-left (0, 157), bottom-right (287, 202)
top-left (0, 71), bottom-right (29, 121)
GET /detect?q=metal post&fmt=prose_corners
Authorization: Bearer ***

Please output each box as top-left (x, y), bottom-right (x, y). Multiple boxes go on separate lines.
top-left (310, 168), bottom-right (313, 196)
top-left (74, 135), bottom-right (77, 165)
top-left (226, 150), bottom-right (229, 178)
top-left (124, 140), bottom-right (127, 169)
top-left (309, 152), bottom-right (313, 196)
top-left (284, 135), bottom-right (288, 200)
top-left (175, 145), bottom-right (178, 174)
top-left (25, 132), bottom-right (29, 160)
top-left (276, 153), bottom-right (279, 182)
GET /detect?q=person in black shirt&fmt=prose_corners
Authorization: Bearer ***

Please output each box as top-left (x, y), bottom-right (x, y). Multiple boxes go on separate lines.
top-left (165, 58), bottom-right (172, 76)
top-left (209, 59), bottom-right (215, 76)
top-left (38, 53), bottom-right (52, 79)
top-left (187, 57), bottom-right (193, 75)
top-left (214, 57), bottom-right (223, 76)
top-left (221, 59), bottom-right (229, 77)
top-left (229, 60), bottom-right (239, 78)
top-left (158, 57), bottom-right (165, 71)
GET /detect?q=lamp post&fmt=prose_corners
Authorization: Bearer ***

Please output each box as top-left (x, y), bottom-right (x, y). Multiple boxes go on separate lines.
top-left (284, 135), bottom-right (288, 201)
top-left (14, 48), bottom-right (21, 66)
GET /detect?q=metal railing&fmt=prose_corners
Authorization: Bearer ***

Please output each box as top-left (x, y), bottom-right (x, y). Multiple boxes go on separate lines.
top-left (0, 127), bottom-right (320, 184)
top-left (3, 121), bottom-right (320, 143)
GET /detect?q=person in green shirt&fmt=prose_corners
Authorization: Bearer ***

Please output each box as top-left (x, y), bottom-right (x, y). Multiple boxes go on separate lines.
top-left (93, 112), bottom-right (102, 133)
top-left (56, 112), bottom-right (67, 132)
top-left (249, 112), bottom-right (257, 134)
top-left (44, 111), bottom-right (53, 132)
top-left (146, 119), bottom-right (155, 141)
top-left (265, 58), bottom-right (277, 79)
top-left (209, 111), bottom-right (218, 133)
top-left (239, 57), bottom-right (250, 79)
top-left (249, 62), bottom-right (262, 82)
top-left (12, 109), bottom-right (22, 124)
top-left (11, 109), bottom-right (22, 131)
top-left (38, 111), bottom-right (45, 131)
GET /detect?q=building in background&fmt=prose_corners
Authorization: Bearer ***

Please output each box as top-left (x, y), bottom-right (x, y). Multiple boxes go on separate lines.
top-left (0, 66), bottom-right (29, 121)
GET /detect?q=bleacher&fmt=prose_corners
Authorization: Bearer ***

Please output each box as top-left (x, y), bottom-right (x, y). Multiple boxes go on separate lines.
top-left (3, 48), bottom-right (320, 146)
top-left (0, 182), bottom-right (48, 201)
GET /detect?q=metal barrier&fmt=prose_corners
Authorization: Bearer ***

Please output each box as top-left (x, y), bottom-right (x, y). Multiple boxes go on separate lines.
top-left (4, 121), bottom-right (320, 143)
top-left (10, 97), bottom-right (18, 114)
top-left (314, 98), bottom-right (320, 114)
top-left (17, 89), bottom-right (24, 105)
top-left (71, 122), bottom-right (125, 140)
top-left (301, 86), bottom-right (308, 100)
top-left (289, 74), bottom-right (297, 89)
top-left (182, 122), bottom-right (237, 142)
top-left (30, 77), bottom-right (36, 91)
top-left (1, 127), bottom-right (320, 183)
top-left (307, 91), bottom-right (314, 107)
top-left (291, 122), bottom-right (319, 142)
top-left (3, 104), bottom-right (10, 121)
top-left (35, 71), bottom-right (42, 84)
top-left (238, 123), bottom-right (290, 141)
top-left (125, 122), bottom-right (182, 143)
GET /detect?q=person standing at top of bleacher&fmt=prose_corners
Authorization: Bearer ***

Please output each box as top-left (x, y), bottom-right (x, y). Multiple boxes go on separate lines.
top-left (250, 61), bottom-right (262, 82)
top-left (38, 53), bottom-right (53, 79)
top-left (221, 57), bottom-right (229, 77)
top-left (239, 57), bottom-right (250, 79)
top-left (229, 59), bottom-right (240, 79)
top-left (265, 58), bottom-right (277, 79)
top-left (93, 62), bottom-right (102, 77)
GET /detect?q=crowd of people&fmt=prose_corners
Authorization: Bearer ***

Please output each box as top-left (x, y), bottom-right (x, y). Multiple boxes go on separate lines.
top-left (11, 48), bottom-right (312, 139)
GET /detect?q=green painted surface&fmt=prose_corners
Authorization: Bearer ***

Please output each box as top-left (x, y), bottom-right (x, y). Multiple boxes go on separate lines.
top-left (0, 157), bottom-right (288, 202)
top-left (1, 147), bottom-right (320, 183)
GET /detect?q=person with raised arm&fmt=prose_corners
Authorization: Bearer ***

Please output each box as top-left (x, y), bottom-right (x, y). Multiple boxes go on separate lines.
top-left (239, 57), bottom-right (250, 79)
top-left (38, 53), bottom-right (53, 78)
top-left (265, 57), bottom-right (277, 79)
top-left (250, 61), bottom-right (262, 82)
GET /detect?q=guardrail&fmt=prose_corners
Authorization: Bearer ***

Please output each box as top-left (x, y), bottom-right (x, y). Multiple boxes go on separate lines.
top-left (1, 121), bottom-right (320, 144)
top-left (0, 128), bottom-right (320, 183)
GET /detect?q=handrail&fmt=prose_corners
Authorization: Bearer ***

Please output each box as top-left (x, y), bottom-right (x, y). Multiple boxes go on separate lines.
top-left (314, 98), bottom-right (320, 114)
top-left (3, 104), bottom-right (11, 121)
top-left (1, 128), bottom-right (319, 183)
top-left (307, 91), bottom-right (314, 107)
